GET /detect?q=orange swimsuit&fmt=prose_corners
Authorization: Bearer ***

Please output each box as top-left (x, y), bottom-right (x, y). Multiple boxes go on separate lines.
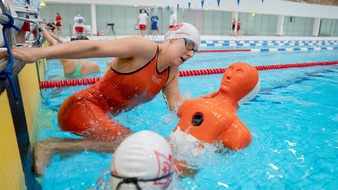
top-left (58, 46), bottom-right (169, 140)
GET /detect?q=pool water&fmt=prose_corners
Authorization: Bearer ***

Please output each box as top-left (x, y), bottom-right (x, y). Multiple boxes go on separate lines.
top-left (35, 45), bottom-right (338, 189)
top-left (179, 66), bottom-right (338, 189)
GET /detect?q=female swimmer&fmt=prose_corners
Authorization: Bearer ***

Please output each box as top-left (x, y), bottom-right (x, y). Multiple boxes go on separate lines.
top-left (0, 23), bottom-right (217, 176)
top-left (41, 27), bottom-right (101, 78)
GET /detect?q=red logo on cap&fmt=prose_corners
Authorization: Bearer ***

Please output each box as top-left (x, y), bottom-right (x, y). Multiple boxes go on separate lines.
top-left (171, 23), bottom-right (183, 31)
top-left (154, 151), bottom-right (173, 189)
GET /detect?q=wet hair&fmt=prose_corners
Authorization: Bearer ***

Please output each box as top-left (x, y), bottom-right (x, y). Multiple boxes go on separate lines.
top-left (71, 36), bottom-right (89, 41)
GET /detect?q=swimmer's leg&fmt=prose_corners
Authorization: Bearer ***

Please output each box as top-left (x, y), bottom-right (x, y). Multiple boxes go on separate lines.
top-left (34, 97), bottom-right (133, 176)
top-left (33, 134), bottom-right (130, 177)
top-left (58, 97), bottom-right (132, 141)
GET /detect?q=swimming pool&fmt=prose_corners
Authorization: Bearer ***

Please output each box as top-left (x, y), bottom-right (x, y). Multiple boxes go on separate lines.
top-left (36, 43), bottom-right (338, 189)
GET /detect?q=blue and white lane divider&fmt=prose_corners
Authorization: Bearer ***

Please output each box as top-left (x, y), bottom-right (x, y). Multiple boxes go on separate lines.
top-left (201, 40), bottom-right (338, 44)
top-left (200, 42), bottom-right (338, 47)
top-left (250, 46), bottom-right (338, 52)
top-left (198, 46), bottom-right (338, 53)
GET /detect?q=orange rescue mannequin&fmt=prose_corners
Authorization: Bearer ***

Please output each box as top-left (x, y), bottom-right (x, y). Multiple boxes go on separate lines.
top-left (170, 62), bottom-right (260, 151)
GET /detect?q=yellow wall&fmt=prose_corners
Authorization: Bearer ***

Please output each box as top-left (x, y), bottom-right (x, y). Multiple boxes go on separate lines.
top-left (19, 59), bottom-right (45, 140)
top-left (0, 91), bottom-right (26, 190)
top-left (0, 58), bottom-right (45, 190)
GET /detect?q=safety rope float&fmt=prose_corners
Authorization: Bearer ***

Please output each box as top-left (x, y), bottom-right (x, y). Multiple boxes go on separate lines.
top-left (39, 60), bottom-right (338, 89)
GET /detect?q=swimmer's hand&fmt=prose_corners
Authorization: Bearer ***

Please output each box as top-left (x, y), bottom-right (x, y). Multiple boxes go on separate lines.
top-left (174, 159), bottom-right (199, 179)
top-left (197, 90), bottom-right (218, 99)
top-left (175, 91), bottom-right (218, 112)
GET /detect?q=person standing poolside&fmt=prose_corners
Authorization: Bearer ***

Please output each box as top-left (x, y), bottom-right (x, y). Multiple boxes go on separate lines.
top-left (231, 18), bottom-right (236, 36)
top-left (5, 1), bottom-right (28, 43)
top-left (150, 13), bottom-right (159, 39)
top-left (137, 9), bottom-right (148, 37)
top-left (0, 23), bottom-right (214, 177)
top-left (55, 12), bottom-right (62, 35)
top-left (236, 18), bottom-right (241, 37)
top-left (74, 12), bottom-right (85, 37)
top-left (17, 13), bottom-right (30, 43)
top-left (41, 27), bottom-right (101, 77)
top-left (169, 8), bottom-right (177, 29)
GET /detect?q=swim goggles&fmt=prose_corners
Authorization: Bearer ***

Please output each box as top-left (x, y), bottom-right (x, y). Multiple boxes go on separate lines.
top-left (183, 38), bottom-right (198, 53)
top-left (111, 171), bottom-right (174, 190)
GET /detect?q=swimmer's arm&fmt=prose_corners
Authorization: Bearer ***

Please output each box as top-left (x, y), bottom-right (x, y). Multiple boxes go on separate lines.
top-left (48, 30), bottom-right (65, 43)
top-left (0, 36), bottom-right (152, 63)
top-left (162, 72), bottom-right (186, 112)
top-left (96, 36), bottom-right (157, 59)
top-left (162, 73), bottom-right (218, 111)
top-left (41, 27), bottom-right (58, 46)
top-left (197, 90), bottom-right (218, 99)
top-left (43, 36), bottom-right (152, 59)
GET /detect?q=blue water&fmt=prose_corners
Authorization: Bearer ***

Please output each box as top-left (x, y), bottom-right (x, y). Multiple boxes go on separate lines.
top-left (36, 46), bottom-right (338, 189)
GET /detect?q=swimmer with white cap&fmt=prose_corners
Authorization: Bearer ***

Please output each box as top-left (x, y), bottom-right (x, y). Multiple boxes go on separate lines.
top-left (17, 23), bottom-right (212, 177)
top-left (165, 23), bottom-right (201, 52)
top-left (110, 130), bottom-right (174, 190)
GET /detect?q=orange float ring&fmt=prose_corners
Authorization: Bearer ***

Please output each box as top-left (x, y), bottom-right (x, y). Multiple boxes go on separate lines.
top-left (169, 62), bottom-right (260, 151)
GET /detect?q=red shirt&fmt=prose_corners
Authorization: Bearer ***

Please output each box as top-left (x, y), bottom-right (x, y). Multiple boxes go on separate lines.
top-left (56, 15), bottom-right (62, 26)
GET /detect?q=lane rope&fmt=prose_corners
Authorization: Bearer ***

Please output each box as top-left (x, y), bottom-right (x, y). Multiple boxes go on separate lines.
top-left (39, 60), bottom-right (338, 89)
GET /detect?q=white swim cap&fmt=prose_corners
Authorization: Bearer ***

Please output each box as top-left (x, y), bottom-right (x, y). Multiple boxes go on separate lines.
top-left (165, 22), bottom-right (201, 50)
top-left (110, 130), bottom-right (174, 190)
